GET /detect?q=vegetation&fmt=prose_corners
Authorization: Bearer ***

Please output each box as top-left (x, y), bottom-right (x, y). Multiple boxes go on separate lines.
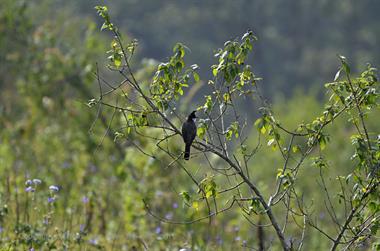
top-left (0, 1), bottom-right (379, 250)
top-left (69, 0), bottom-right (380, 95)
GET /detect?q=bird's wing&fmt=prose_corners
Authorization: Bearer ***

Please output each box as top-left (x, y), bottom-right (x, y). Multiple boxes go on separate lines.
top-left (190, 121), bottom-right (197, 140)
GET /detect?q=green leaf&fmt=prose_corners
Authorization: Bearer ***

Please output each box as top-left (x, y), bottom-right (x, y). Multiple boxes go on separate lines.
top-left (372, 242), bottom-right (380, 250)
top-left (190, 64), bottom-right (199, 70)
top-left (240, 144), bottom-right (247, 154)
top-left (319, 136), bottom-right (327, 150)
top-left (248, 198), bottom-right (261, 214)
top-left (178, 88), bottom-right (184, 95)
top-left (203, 95), bottom-right (213, 112)
top-left (368, 201), bottom-right (378, 213)
top-left (100, 22), bottom-right (108, 31)
top-left (180, 191), bottom-right (190, 205)
top-left (173, 43), bottom-right (185, 58)
top-left (338, 55), bottom-right (346, 61)
top-left (267, 138), bottom-right (275, 147)
top-left (311, 157), bottom-right (327, 169)
top-left (225, 122), bottom-right (239, 140)
top-left (212, 67), bottom-right (218, 77)
top-left (338, 55), bottom-right (351, 74)
top-left (334, 68), bottom-right (342, 81)
top-left (87, 98), bottom-right (97, 107)
top-left (205, 182), bottom-right (217, 198)
top-left (223, 93), bottom-right (230, 103)
top-left (276, 169), bottom-right (284, 179)
top-left (254, 118), bottom-right (264, 133)
top-left (175, 61), bottom-right (184, 71)
top-left (114, 53), bottom-right (122, 68)
top-left (342, 61), bottom-right (350, 74)
top-left (292, 145), bottom-right (300, 153)
top-left (114, 132), bottom-right (124, 141)
top-left (193, 72), bottom-right (200, 82)
top-left (197, 127), bottom-right (206, 139)
top-left (226, 129), bottom-right (233, 140)
top-left (255, 118), bottom-right (263, 126)
top-left (192, 201), bottom-right (199, 211)
top-left (95, 5), bottom-right (107, 11)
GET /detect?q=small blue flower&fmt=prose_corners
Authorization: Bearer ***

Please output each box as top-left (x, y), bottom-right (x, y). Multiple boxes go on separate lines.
top-left (165, 212), bottom-right (173, 220)
top-left (30, 248), bottom-right (35, 251)
top-left (89, 238), bottom-right (98, 245)
top-left (235, 236), bottom-right (241, 241)
top-left (49, 185), bottom-right (59, 192)
top-left (25, 186), bottom-right (35, 192)
top-left (25, 180), bottom-right (33, 186)
top-left (48, 197), bottom-right (56, 203)
top-left (32, 179), bottom-right (42, 185)
top-left (82, 196), bottom-right (89, 204)
top-left (242, 240), bottom-right (247, 247)
top-left (172, 202), bottom-right (178, 209)
top-left (155, 226), bottom-right (162, 234)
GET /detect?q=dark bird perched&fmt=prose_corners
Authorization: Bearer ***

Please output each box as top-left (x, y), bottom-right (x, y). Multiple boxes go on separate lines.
top-left (181, 111), bottom-right (197, 160)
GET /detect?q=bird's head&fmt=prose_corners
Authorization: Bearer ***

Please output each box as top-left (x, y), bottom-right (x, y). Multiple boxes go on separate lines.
top-left (188, 110), bottom-right (197, 120)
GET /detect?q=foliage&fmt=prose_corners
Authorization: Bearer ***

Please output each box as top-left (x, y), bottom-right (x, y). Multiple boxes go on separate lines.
top-left (69, 0), bottom-right (380, 96)
top-left (88, 5), bottom-right (380, 250)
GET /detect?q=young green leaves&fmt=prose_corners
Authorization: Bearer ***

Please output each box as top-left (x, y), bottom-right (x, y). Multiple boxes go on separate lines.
top-left (151, 43), bottom-right (199, 111)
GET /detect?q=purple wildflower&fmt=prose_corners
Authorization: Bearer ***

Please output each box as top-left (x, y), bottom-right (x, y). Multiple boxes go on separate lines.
top-left (49, 185), bottom-right (59, 192)
top-left (155, 226), bottom-right (162, 234)
top-left (82, 196), bottom-right (89, 204)
top-left (48, 197), bottom-right (56, 203)
top-left (32, 179), bottom-right (42, 185)
top-left (25, 180), bottom-right (33, 186)
top-left (235, 236), bottom-right (241, 241)
top-left (25, 186), bottom-right (35, 192)
top-left (172, 202), bottom-right (178, 209)
top-left (165, 212), bottom-right (173, 220)
top-left (89, 238), bottom-right (98, 245)
top-left (242, 240), bottom-right (247, 247)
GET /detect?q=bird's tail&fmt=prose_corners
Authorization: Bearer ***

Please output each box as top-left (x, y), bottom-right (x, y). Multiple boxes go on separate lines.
top-left (184, 144), bottom-right (191, 160)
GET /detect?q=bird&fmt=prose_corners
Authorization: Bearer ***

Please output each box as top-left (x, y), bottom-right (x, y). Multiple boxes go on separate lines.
top-left (181, 111), bottom-right (197, 160)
